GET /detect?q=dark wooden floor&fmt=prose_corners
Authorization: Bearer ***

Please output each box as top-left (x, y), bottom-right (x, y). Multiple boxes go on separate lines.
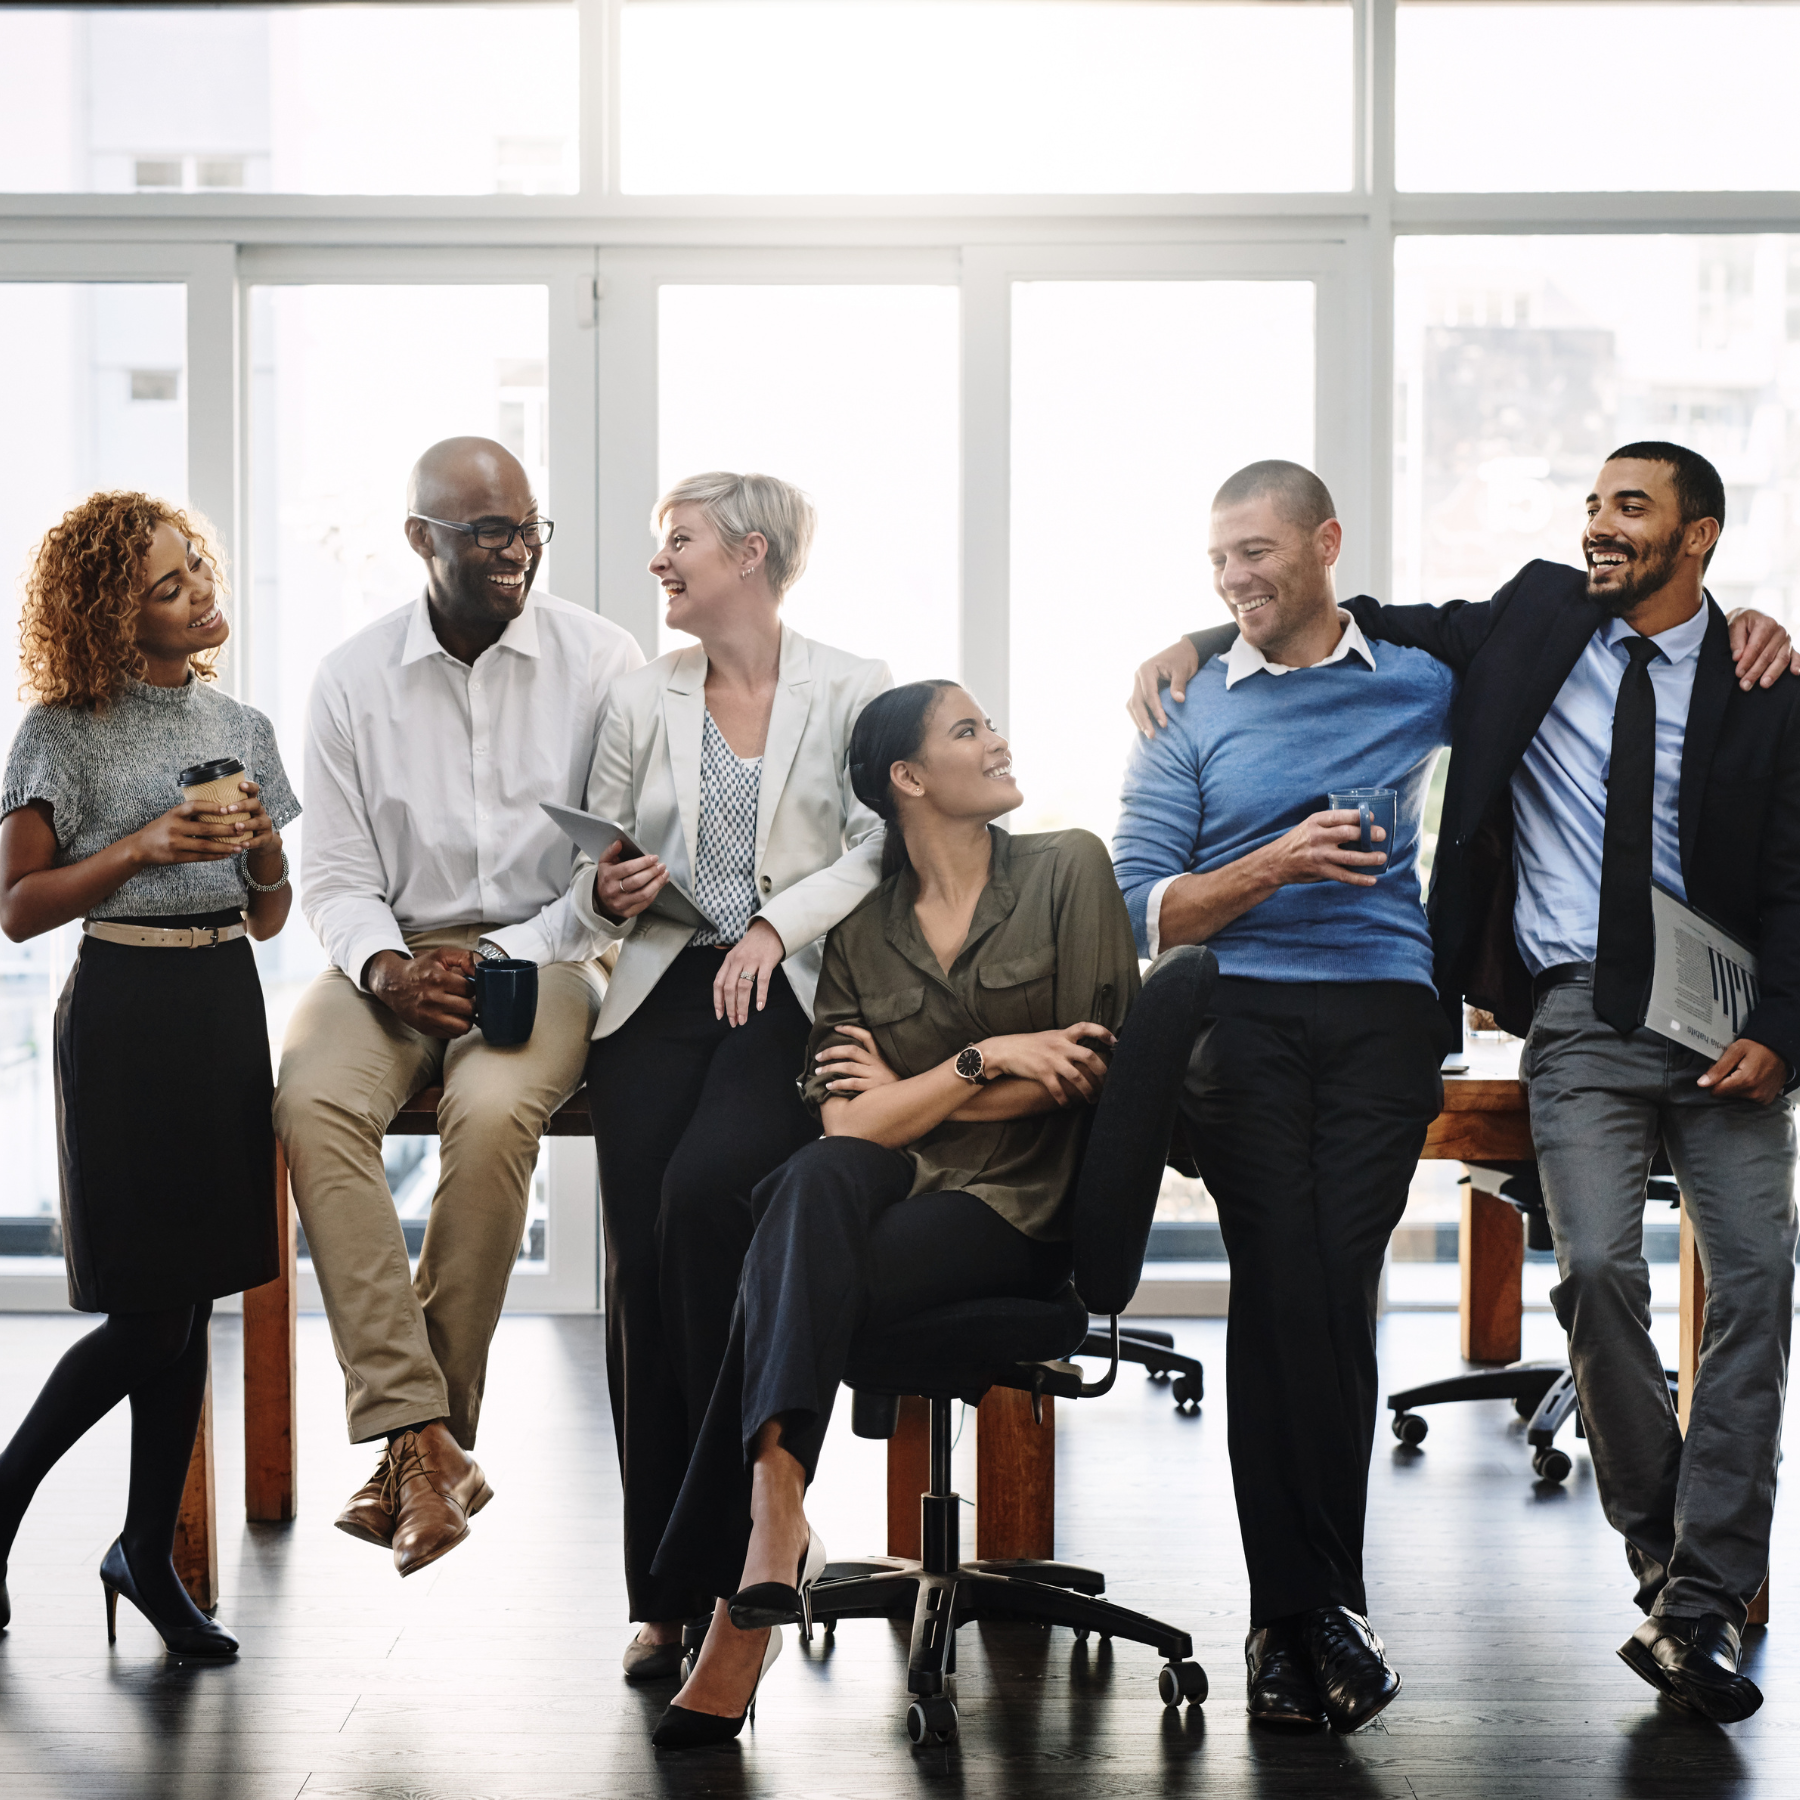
top-left (0, 1305), bottom-right (1791, 1799)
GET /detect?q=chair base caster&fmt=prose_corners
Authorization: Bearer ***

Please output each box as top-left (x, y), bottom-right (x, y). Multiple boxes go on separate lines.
top-left (1391, 1411), bottom-right (1428, 1445)
top-left (1532, 1445), bottom-right (1572, 1483)
top-left (907, 1696), bottom-right (958, 1743)
top-left (1158, 1660), bottom-right (1208, 1706)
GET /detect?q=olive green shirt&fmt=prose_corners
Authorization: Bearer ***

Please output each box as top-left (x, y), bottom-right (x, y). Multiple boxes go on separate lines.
top-left (801, 827), bottom-right (1141, 1241)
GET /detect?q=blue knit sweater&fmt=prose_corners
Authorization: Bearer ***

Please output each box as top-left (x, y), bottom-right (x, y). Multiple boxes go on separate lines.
top-left (1112, 641), bottom-right (1456, 988)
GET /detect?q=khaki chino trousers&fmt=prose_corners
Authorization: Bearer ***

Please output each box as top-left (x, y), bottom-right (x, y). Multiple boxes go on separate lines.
top-left (274, 925), bottom-right (600, 1447)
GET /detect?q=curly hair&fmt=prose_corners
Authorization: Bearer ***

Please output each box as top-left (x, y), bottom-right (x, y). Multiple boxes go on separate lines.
top-left (18, 491), bottom-right (228, 711)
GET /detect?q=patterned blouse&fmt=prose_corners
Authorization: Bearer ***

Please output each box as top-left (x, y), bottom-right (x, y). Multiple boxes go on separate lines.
top-left (689, 708), bottom-right (762, 947)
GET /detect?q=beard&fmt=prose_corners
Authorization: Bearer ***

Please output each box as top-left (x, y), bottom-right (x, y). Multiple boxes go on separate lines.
top-left (1586, 525), bottom-right (1684, 617)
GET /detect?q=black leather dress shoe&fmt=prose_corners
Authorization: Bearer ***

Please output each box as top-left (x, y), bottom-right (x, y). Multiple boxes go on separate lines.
top-left (1301, 1605), bottom-right (1401, 1732)
top-left (1619, 1614), bottom-right (1763, 1723)
top-left (1246, 1619), bottom-right (1327, 1728)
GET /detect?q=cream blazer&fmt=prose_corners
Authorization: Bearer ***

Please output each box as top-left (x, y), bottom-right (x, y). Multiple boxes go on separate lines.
top-left (570, 626), bottom-right (891, 1038)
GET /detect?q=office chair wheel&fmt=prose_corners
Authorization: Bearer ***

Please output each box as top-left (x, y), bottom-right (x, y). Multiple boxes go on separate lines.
top-left (1073, 1627), bottom-right (1090, 1642)
top-left (1532, 1446), bottom-right (1572, 1483)
top-left (1515, 1394), bottom-right (1538, 1420)
top-left (1391, 1411), bottom-right (1428, 1446)
top-left (1171, 1376), bottom-right (1200, 1411)
top-left (1158, 1660), bottom-right (1208, 1706)
top-left (907, 1696), bottom-right (959, 1744)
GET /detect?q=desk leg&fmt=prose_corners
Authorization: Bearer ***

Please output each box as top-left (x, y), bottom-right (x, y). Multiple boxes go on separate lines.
top-left (1680, 1207), bottom-right (1769, 1625)
top-left (1460, 1185), bottom-right (1524, 1364)
top-left (244, 1146), bottom-right (299, 1523)
top-left (976, 1388), bottom-right (1054, 1562)
top-left (173, 1341), bottom-right (218, 1614)
top-left (886, 1397), bottom-right (929, 1559)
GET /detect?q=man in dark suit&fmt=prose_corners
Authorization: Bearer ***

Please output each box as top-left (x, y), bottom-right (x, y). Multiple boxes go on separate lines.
top-left (1134, 443), bottom-right (1797, 1723)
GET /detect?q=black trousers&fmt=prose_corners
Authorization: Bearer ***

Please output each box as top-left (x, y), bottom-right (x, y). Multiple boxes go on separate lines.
top-left (652, 1136), bottom-right (1071, 1602)
top-left (587, 948), bottom-right (819, 1621)
top-left (1183, 977), bottom-right (1445, 1626)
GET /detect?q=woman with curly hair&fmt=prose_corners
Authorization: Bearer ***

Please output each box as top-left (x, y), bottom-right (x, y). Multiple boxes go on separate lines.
top-left (0, 492), bottom-right (299, 1658)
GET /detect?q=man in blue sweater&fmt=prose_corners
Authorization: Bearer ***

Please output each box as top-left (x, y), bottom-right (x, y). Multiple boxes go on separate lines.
top-left (1113, 460), bottom-right (1457, 1734)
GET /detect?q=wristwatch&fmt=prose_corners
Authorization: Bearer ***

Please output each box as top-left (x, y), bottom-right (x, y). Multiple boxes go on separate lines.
top-left (476, 937), bottom-right (509, 963)
top-left (954, 1043), bottom-right (991, 1085)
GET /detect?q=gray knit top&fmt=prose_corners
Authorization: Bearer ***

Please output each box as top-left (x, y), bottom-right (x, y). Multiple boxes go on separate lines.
top-left (1, 677), bottom-right (301, 919)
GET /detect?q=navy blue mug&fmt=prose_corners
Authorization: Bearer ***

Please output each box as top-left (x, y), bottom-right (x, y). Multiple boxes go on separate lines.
top-left (471, 957), bottom-right (538, 1047)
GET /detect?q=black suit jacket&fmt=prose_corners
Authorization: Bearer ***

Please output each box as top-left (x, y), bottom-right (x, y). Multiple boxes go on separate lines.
top-left (1185, 563), bottom-right (1800, 1068)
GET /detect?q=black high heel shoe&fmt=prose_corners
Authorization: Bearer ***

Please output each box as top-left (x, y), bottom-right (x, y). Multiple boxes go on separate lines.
top-left (727, 1530), bottom-right (827, 1635)
top-left (1, 1563), bottom-right (10, 1633)
top-left (652, 1626), bottom-right (783, 1750)
top-left (100, 1539), bottom-right (238, 1659)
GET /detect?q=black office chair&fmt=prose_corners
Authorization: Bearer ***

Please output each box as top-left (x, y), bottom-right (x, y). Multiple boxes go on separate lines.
top-left (807, 944), bottom-right (1219, 1745)
top-left (1385, 1158), bottom-right (1682, 1482)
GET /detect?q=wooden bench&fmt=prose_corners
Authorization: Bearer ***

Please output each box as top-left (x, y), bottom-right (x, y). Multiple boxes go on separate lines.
top-left (174, 1085), bottom-right (592, 1610)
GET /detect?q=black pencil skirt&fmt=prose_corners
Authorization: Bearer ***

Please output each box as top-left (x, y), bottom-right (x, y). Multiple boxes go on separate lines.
top-left (54, 911), bottom-right (280, 1314)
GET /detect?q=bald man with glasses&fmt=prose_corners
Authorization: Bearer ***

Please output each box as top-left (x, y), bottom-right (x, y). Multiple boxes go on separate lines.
top-left (275, 436), bottom-right (643, 1577)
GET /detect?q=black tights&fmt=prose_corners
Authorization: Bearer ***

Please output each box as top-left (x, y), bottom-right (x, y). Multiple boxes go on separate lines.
top-left (0, 1301), bottom-right (213, 1622)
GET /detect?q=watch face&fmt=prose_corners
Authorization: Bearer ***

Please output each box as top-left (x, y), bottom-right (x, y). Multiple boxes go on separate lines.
top-left (956, 1045), bottom-right (983, 1082)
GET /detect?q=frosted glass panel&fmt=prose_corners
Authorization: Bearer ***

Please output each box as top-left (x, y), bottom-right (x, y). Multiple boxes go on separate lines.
top-left (0, 283), bottom-right (186, 1266)
top-left (1009, 280), bottom-right (1315, 841)
top-left (657, 285), bottom-right (960, 684)
top-left (624, 1), bottom-right (1352, 194)
top-left (1398, 5), bottom-right (1800, 191)
top-left (0, 6), bottom-right (578, 194)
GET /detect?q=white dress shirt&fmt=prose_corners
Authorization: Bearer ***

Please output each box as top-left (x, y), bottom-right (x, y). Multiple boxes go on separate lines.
top-left (1146, 610), bottom-right (1378, 956)
top-left (302, 589), bottom-right (645, 988)
top-left (1511, 605), bottom-right (1707, 977)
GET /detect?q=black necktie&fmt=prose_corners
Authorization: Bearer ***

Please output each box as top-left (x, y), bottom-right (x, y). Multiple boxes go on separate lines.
top-left (1593, 635), bottom-right (1662, 1033)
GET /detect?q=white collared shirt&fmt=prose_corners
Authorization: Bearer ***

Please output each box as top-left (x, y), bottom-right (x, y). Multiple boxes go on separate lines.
top-left (1147, 610), bottom-right (1378, 955)
top-left (1221, 608), bottom-right (1378, 688)
top-left (301, 588), bottom-right (645, 987)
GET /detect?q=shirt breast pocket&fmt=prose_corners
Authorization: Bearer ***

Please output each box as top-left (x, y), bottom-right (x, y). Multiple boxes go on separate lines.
top-left (978, 945), bottom-right (1058, 1035)
top-left (861, 985), bottom-right (932, 1078)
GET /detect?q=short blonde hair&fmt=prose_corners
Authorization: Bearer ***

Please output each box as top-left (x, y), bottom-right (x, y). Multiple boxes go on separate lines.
top-left (654, 471), bottom-right (816, 600)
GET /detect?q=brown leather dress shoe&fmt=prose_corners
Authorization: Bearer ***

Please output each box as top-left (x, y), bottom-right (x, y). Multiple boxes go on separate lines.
top-left (388, 1424), bottom-right (494, 1577)
top-left (334, 1448), bottom-right (399, 1548)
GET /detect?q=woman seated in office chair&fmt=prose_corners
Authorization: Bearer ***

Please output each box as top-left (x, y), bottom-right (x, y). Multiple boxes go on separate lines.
top-left (645, 678), bottom-right (1141, 1749)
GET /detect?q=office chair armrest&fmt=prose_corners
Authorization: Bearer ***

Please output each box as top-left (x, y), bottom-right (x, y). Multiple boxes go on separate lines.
top-left (1012, 1316), bottom-right (1124, 1422)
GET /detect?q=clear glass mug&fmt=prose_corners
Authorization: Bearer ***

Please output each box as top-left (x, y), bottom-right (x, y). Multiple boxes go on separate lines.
top-left (1327, 787), bottom-right (1398, 869)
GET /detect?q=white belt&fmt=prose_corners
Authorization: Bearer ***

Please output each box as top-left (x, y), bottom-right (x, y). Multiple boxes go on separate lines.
top-left (81, 919), bottom-right (247, 949)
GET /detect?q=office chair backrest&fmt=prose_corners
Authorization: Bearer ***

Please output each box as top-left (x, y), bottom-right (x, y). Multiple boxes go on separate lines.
top-left (1071, 945), bottom-right (1218, 1316)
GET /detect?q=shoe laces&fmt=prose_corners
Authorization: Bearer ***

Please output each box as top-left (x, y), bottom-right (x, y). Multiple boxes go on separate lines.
top-left (386, 1432), bottom-right (441, 1503)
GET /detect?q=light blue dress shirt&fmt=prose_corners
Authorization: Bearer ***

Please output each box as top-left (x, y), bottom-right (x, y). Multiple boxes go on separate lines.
top-left (1511, 606), bottom-right (1709, 977)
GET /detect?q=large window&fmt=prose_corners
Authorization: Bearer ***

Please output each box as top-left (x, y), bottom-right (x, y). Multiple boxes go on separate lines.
top-left (656, 285), bottom-right (961, 680)
top-left (248, 281), bottom-right (562, 1284)
top-left (0, 5), bottom-right (579, 195)
top-left (1008, 280), bottom-right (1316, 841)
top-left (1394, 234), bottom-right (1800, 623)
top-left (1397, 4), bottom-right (1800, 193)
top-left (4, 0), bottom-right (1794, 1308)
top-left (621, 0), bottom-right (1354, 194)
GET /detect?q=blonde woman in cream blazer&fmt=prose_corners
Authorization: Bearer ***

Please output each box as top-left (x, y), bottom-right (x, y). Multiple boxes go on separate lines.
top-left (571, 472), bottom-right (889, 1678)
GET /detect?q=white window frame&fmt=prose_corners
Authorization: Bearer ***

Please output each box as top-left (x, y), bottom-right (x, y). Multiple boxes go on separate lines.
top-left (2, 0), bottom-right (1797, 1311)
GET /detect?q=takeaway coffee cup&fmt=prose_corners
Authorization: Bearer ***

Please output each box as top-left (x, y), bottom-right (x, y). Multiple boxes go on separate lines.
top-left (179, 756), bottom-right (246, 825)
top-left (1327, 786), bottom-right (1398, 865)
top-left (471, 957), bottom-right (539, 1047)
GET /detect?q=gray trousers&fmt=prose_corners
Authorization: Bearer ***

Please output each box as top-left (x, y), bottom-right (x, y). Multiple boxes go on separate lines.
top-left (1523, 976), bottom-right (1797, 1628)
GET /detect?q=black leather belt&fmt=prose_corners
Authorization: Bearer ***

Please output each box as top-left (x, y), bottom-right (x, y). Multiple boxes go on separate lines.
top-left (1533, 961), bottom-right (1593, 1002)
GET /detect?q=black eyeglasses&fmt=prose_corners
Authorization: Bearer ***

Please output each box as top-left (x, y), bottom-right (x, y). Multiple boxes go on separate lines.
top-left (409, 513), bottom-right (554, 552)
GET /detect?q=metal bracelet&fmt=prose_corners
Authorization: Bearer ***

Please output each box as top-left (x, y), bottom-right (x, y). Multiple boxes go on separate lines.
top-left (244, 849), bottom-right (290, 893)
